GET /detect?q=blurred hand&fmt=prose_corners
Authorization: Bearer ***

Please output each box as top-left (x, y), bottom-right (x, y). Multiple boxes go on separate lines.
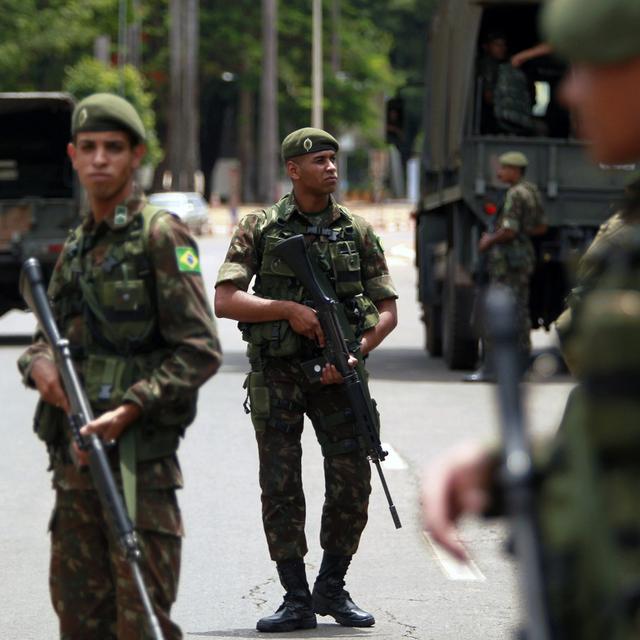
top-left (421, 442), bottom-right (495, 561)
top-left (479, 233), bottom-right (493, 253)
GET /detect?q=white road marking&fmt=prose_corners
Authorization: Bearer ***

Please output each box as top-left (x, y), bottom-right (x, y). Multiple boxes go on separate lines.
top-left (388, 243), bottom-right (416, 260)
top-left (380, 442), bottom-right (408, 470)
top-left (422, 531), bottom-right (487, 582)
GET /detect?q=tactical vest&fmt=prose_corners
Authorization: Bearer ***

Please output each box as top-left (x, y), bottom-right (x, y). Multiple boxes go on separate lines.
top-left (538, 231), bottom-right (640, 638)
top-left (45, 204), bottom-right (197, 461)
top-left (241, 197), bottom-right (380, 361)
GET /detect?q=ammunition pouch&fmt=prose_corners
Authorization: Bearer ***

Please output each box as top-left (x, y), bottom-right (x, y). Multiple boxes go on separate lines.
top-left (240, 319), bottom-right (302, 358)
top-left (329, 240), bottom-right (364, 298)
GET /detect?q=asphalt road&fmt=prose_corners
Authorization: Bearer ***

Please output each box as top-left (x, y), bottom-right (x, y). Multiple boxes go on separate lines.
top-left (0, 223), bottom-right (574, 639)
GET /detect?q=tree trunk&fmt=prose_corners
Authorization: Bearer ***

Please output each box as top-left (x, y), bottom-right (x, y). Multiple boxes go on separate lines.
top-left (257, 0), bottom-right (278, 203)
top-left (168, 0), bottom-right (200, 192)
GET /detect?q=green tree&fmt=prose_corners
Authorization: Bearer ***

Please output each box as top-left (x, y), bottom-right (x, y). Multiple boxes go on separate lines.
top-left (64, 57), bottom-right (162, 168)
top-left (0, 0), bottom-right (117, 91)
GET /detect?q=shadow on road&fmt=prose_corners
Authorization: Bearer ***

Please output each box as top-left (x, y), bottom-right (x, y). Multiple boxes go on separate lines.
top-left (187, 626), bottom-right (381, 638)
top-left (218, 347), bottom-right (570, 385)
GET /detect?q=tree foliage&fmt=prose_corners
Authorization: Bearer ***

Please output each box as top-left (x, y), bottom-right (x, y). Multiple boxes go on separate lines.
top-left (64, 58), bottom-right (163, 167)
top-left (0, 0), bottom-right (436, 158)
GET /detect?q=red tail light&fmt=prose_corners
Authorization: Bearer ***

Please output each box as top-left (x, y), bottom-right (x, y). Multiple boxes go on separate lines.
top-left (484, 202), bottom-right (498, 216)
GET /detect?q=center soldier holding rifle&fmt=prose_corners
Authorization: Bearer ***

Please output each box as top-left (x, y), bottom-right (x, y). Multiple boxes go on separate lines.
top-left (215, 128), bottom-right (398, 633)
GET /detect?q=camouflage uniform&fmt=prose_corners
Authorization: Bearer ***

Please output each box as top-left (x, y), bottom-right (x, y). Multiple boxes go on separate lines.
top-left (18, 190), bottom-right (222, 639)
top-left (535, 212), bottom-right (640, 639)
top-left (488, 179), bottom-right (546, 356)
top-left (216, 193), bottom-right (397, 562)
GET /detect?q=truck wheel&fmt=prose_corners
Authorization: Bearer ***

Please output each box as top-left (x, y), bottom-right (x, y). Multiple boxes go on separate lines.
top-left (442, 256), bottom-right (479, 370)
top-left (424, 303), bottom-right (443, 356)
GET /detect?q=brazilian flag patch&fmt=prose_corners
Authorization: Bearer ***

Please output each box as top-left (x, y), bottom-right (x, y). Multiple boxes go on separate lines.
top-left (175, 246), bottom-right (201, 273)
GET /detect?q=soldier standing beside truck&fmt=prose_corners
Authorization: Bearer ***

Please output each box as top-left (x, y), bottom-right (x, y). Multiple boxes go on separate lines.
top-left (465, 151), bottom-right (547, 382)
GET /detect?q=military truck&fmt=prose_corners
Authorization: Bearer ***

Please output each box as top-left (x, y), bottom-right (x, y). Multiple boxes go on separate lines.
top-left (415, 0), bottom-right (630, 369)
top-left (0, 92), bottom-right (79, 316)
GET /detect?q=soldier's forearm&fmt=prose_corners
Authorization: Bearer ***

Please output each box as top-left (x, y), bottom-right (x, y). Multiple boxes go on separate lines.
top-left (360, 298), bottom-right (398, 356)
top-left (214, 283), bottom-right (300, 323)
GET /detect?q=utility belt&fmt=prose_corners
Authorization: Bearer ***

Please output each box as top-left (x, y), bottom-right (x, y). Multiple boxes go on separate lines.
top-left (239, 294), bottom-right (378, 360)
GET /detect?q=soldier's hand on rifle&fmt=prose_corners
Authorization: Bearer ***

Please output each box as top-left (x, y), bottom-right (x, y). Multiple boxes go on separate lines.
top-left (286, 302), bottom-right (326, 346)
top-left (421, 441), bottom-right (495, 561)
top-left (80, 402), bottom-right (142, 443)
top-left (31, 357), bottom-right (70, 413)
top-left (320, 355), bottom-right (358, 385)
top-left (73, 402), bottom-right (142, 466)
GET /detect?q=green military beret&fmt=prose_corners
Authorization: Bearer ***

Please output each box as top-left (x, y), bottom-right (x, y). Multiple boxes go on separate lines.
top-left (499, 151), bottom-right (528, 168)
top-left (542, 0), bottom-right (640, 64)
top-left (72, 93), bottom-right (146, 142)
top-left (281, 127), bottom-right (339, 161)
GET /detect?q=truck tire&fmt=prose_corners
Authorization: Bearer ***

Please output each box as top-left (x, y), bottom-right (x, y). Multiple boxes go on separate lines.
top-left (424, 303), bottom-right (443, 356)
top-left (442, 255), bottom-right (479, 370)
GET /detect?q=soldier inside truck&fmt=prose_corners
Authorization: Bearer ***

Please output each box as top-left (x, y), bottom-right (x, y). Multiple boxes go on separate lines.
top-left (475, 4), bottom-right (570, 139)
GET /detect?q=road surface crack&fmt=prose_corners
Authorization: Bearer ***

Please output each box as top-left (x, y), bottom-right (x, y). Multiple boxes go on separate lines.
top-left (383, 609), bottom-right (419, 639)
top-left (243, 576), bottom-right (275, 610)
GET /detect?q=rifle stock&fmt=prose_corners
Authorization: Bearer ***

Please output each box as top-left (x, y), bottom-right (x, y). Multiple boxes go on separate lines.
top-left (486, 285), bottom-right (552, 640)
top-left (272, 235), bottom-right (401, 529)
top-left (20, 258), bottom-right (165, 640)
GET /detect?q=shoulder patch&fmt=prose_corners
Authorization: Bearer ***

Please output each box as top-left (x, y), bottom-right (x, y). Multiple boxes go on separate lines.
top-left (175, 246), bottom-right (201, 273)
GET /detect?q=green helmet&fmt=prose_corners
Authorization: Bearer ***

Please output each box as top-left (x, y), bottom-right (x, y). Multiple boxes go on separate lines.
top-left (499, 151), bottom-right (528, 168)
top-left (542, 0), bottom-right (640, 64)
top-left (281, 127), bottom-right (339, 161)
top-left (72, 93), bottom-right (146, 143)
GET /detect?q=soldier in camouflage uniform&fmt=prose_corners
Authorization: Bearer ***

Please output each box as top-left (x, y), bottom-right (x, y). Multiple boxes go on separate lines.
top-left (18, 93), bottom-right (222, 639)
top-left (465, 150), bottom-right (547, 382)
top-left (215, 128), bottom-right (398, 633)
top-left (422, 1), bottom-right (640, 637)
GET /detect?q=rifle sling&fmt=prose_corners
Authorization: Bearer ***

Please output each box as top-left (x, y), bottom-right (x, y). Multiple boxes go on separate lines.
top-left (119, 428), bottom-right (137, 524)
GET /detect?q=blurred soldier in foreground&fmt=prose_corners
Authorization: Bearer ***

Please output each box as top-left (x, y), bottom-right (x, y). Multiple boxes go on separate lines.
top-left (18, 93), bottom-right (222, 638)
top-left (423, 1), bottom-right (640, 637)
top-left (465, 151), bottom-right (547, 382)
top-left (215, 128), bottom-right (398, 632)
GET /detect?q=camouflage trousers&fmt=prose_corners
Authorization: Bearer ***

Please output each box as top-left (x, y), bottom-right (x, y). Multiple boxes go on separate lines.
top-left (49, 486), bottom-right (183, 639)
top-left (485, 269), bottom-right (532, 359)
top-left (248, 358), bottom-right (372, 562)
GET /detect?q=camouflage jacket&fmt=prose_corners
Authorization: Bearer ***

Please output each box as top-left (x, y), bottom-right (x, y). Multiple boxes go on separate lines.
top-left (536, 223), bottom-right (640, 639)
top-left (18, 190), bottom-right (222, 484)
top-left (490, 179), bottom-right (545, 277)
top-left (216, 193), bottom-right (397, 360)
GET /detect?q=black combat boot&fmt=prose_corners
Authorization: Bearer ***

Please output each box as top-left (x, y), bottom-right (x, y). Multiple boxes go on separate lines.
top-left (312, 553), bottom-right (375, 627)
top-left (256, 558), bottom-right (317, 633)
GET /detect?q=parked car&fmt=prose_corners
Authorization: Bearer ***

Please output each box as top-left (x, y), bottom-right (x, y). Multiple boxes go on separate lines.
top-left (148, 191), bottom-right (210, 235)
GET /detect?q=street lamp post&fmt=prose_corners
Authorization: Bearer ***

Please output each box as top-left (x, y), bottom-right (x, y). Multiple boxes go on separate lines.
top-left (312, 0), bottom-right (323, 129)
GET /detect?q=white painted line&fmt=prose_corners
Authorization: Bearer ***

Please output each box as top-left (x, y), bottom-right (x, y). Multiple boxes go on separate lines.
top-left (388, 244), bottom-right (416, 260)
top-left (422, 531), bottom-right (487, 582)
top-left (381, 442), bottom-right (408, 470)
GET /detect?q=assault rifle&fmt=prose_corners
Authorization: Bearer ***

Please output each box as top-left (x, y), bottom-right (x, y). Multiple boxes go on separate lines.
top-left (272, 234), bottom-right (402, 529)
top-left (20, 258), bottom-right (165, 640)
top-left (470, 206), bottom-right (499, 332)
top-left (485, 285), bottom-right (552, 640)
